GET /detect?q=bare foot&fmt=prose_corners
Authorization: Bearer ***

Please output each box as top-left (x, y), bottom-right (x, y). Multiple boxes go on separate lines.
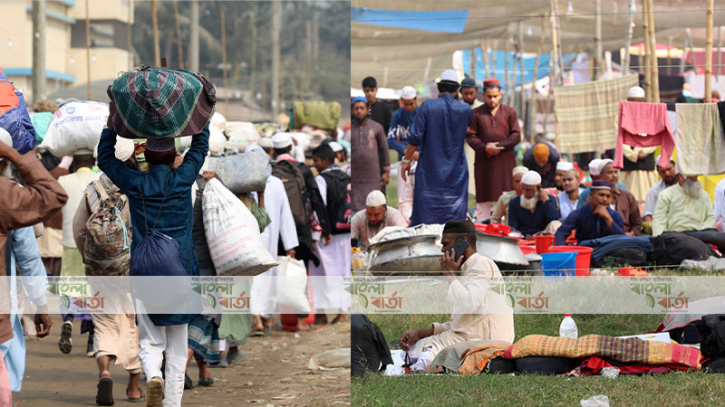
top-left (297, 320), bottom-right (312, 331)
top-left (331, 314), bottom-right (347, 324)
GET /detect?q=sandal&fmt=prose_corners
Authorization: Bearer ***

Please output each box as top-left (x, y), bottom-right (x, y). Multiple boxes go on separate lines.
top-left (125, 388), bottom-right (145, 403)
top-left (198, 376), bottom-right (214, 387)
top-left (58, 321), bottom-right (73, 355)
top-left (95, 376), bottom-right (113, 406)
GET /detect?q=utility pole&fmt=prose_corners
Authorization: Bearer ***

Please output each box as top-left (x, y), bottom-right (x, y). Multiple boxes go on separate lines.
top-left (173, 0), bottom-right (184, 69)
top-left (705, 0), bottom-right (714, 102)
top-left (85, 0), bottom-right (91, 100)
top-left (128, 0), bottom-right (133, 68)
top-left (271, 0), bottom-right (281, 118)
top-left (32, 0), bottom-right (46, 103)
top-left (221, 7), bottom-right (228, 118)
top-left (594, 0), bottom-right (602, 80)
top-left (313, 10), bottom-right (319, 63)
top-left (188, 0), bottom-right (200, 72)
top-left (151, 0), bottom-right (160, 66)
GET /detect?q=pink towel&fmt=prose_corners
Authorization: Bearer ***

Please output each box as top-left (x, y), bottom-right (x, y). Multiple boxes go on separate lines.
top-left (614, 101), bottom-right (675, 169)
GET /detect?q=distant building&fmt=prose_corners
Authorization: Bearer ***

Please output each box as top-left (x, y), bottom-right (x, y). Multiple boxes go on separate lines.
top-left (0, 0), bottom-right (133, 102)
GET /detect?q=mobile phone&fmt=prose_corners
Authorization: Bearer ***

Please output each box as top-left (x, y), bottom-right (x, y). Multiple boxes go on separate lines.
top-left (449, 237), bottom-right (469, 263)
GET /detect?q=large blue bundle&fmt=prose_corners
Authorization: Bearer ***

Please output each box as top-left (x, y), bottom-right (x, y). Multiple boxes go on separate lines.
top-left (0, 69), bottom-right (36, 154)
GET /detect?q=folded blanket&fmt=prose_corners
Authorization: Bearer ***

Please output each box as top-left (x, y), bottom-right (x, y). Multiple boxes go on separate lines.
top-left (579, 235), bottom-right (653, 261)
top-left (428, 340), bottom-right (510, 375)
top-left (503, 335), bottom-right (701, 370)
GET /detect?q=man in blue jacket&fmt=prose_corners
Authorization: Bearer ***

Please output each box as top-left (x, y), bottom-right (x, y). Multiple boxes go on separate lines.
top-left (97, 102), bottom-right (208, 407)
top-left (555, 180), bottom-right (625, 245)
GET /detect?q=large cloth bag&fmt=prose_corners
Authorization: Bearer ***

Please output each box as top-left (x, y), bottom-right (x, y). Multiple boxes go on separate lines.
top-left (274, 256), bottom-right (310, 314)
top-left (202, 178), bottom-right (277, 276)
top-left (40, 101), bottom-right (109, 156)
top-left (215, 149), bottom-right (272, 194)
top-left (0, 68), bottom-right (36, 154)
top-left (108, 65), bottom-right (216, 139)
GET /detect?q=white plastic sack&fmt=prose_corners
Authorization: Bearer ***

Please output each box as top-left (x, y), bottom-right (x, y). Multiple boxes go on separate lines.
top-left (226, 122), bottom-right (260, 153)
top-left (274, 256), bottom-right (310, 313)
top-left (202, 178), bottom-right (277, 276)
top-left (211, 112), bottom-right (227, 132)
top-left (209, 126), bottom-right (226, 156)
top-left (41, 101), bottom-right (109, 157)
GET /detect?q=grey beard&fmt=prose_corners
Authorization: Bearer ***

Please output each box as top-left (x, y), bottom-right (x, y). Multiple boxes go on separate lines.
top-left (520, 195), bottom-right (538, 210)
top-left (683, 179), bottom-right (703, 198)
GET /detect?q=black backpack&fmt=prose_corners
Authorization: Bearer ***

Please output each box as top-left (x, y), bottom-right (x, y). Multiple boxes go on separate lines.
top-left (272, 160), bottom-right (310, 228)
top-left (320, 169), bottom-right (351, 235)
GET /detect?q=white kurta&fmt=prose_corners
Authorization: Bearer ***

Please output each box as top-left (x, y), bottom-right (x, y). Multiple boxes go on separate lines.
top-left (309, 174), bottom-right (351, 311)
top-left (251, 176), bottom-right (299, 315)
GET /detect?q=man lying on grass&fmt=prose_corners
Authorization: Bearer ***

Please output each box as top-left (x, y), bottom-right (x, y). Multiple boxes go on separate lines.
top-left (399, 220), bottom-right (515, 373)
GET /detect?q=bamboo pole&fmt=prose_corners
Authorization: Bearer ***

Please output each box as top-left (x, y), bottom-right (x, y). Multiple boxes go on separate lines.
top-left (594, 0), bottom-right (602, 81)
top-left (554, 0), bottom-right (564, 85)
top-left (504, 36), bottom-right (510, 105)
top-left (717, 26), bottom-right (723, 82)
top-left (250, 12), bottom-right (257, 101)
top-left (482, 40), bottom-right (490, 78)
top-left (680, 29), bottom-right (690, 74)
top-left (173, 0), bottom-right (184, 69)
top-left (491, 40), bottom-right (498, 80)
top-left (646, 0), bottom-right (659, 102)
top-left (667, 36), bottom-right (672, 76)
top-left (470, 46), bottom-right (476, 80)
top-left (530, 15), bottom-right (546, 143)
top-left (221, 8), bottom-right (228, 118)
top-left (705, 0), bottom-right (714, 102)
top-left (623, 0), bottom-right (635, 74)
top-left (152, 0), bottom-right (160, 66)
top-left (128, 0), bottom-right (133, 68)
top-left (550, 1), bottom-right (559, 86)
top-left (519, 22), bottom-right (525, 123)
top-left (641, 0), bottom-right (651, 102)
top-left (85, 0), bottom-right (91, 100)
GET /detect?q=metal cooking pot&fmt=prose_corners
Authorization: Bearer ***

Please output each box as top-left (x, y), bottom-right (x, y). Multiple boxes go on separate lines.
top-left (475, 231), bottom-right (529, 270)
top-left (367, 234), bottom-right (442, 275)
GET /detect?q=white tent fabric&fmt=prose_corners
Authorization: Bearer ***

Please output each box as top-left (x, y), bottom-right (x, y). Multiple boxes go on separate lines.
top-left (352, 0), bottom-right (725, 89)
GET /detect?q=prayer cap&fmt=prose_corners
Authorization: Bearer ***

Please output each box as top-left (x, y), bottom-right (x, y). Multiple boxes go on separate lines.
top-left (655, 155), bottom-right (675, 168)
top-left (271, 132), bottom-right (293, 149)
top-left (329, 141), bottom-right (343, 153)
top-left (145, 138), bottom-right (176, 153)
top-left (591, 179), bottom-right (612, 190)
top-left (512, 166), bottom-right (528, 177)
top-left (556, 161), bottom-right (574, 171)
top-left (533, 143), bottom-right (550, 162)
top-left (483, 78), bottom-right (500, 87)
top-left (521, 170), bottom-right (542, 186)
top-left (545, 133), bottom-right (556, 141)
top-left (351, 96), bottom-right (367, 106)
top-left (0, 128), bottom-right (13, 148)
top-left (598, 158), bottom-right (614, 174)
top-left (257, 137), bottom-right (273, 149)
top-left (628, 86), bottom-right (645, 99)
top-left (588, 158), bottom-right (602, 176)
top-left (365, 190), bottom-right (387, 207)
top-left (442, 220), bottom-right (476, 235)
top-left (401, 86), bottom-right (417, 100)
top-left (461, 78), bottom-right (477, 89)
top-left (439, 70), bottom-right (459, 84)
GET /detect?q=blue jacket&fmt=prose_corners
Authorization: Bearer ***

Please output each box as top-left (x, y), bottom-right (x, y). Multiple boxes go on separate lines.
top-left (408, 94), bottom-right (472, 226)
top-left (555, 204), bottom-right (625, 246)
top-left (387, 107), bottom-right (417, 160)
top-left (98, 127), bottom-right (209, 325)
top-left (509, 194), bottom-right (560, 236)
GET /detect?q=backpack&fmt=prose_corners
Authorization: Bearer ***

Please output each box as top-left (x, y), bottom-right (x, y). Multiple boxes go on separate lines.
top-left (320, 169), bottom-right (351, 234)
top-left (83, 180), bottom-right (132, 277)
top-left (272, 160), bottom-right (310, 228)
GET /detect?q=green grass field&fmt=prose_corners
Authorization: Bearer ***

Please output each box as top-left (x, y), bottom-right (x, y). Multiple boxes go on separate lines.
top-left (352, 268), bottom-right (725, 406)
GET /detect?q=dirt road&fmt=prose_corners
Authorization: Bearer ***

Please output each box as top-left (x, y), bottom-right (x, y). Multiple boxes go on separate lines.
top-left (14, 315), bottom-right (350, 406)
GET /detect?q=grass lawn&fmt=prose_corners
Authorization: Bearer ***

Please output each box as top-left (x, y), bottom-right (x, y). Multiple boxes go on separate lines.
top-left (352, 268), bottom-right (725, 406)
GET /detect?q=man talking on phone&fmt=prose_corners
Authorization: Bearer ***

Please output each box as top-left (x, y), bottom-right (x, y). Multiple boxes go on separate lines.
top-left (398, 220), bottom-right (515, 373)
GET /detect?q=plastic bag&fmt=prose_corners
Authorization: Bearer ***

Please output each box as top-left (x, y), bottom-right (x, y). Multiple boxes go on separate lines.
top-left (202, 178), bottom-right (277, 276)
top-left (215, 149), bottom-right (271, 194)
top-left (274, 256), bottom-right (310, 314)
top-left (580, 395), bottom-right (610, 407)
top-left (0, 68), bottom-right (36, 154)
top-left (129, 230), bottom-right (191, 308)
top-left (40, 101), bottom-right (108, 157)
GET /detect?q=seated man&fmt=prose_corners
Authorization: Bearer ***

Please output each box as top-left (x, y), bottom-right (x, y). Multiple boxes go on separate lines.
top-left (554, 161), bottom-right (574, 191)
top-left (592, 159), bottom-right (642, 235)
top-left (351, 190), bottom-right (407, 251)
top-left (399, 220), bottom-right (514, 373)
top-left (578, 158), bottom-right (628, 208)
top-left (643, 158), bottom-right (679, 223)
top-left (508, 171), bottom-right (561, 238)
top-left (523, 143), bottom-right (560, 188)
top-left (490, 166), bottom-right (527, 225)
top-left (555, 180), bottom-right (625, 245)
top-left (558, 168), bottom-right (583, 219)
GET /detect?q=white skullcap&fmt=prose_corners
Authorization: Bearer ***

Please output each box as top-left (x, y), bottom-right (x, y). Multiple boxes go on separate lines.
top-left (401, 86), bottom-right (417, 100)
top-left (545, 133), bottom-right (556, 141)
top-left (556, 161), bottom-right (574, 171)
top-left (271, 132), bottom-right (292, 149)
top-left (512, 166), bottom-right (528, 177)
top-left (439, 70), bottom-right (459, 83)
top-left (257, 137), bottom-right (273, 149)
top-left (329, 141), bottom-right (343, 152)
top-left (0, 128), bottom-right (13, 148)
top-left (628, 86), bottom-right (645, 99)
top-left (521, 171), bottom-right (542, 186)
top-left (365, 190), bottom-right (387, 207)
top-left (598, 158), bottom-right (614, 174)
top-left (588, 158), bottom-right (602, 176)
top-left (245, 144), bottom-right (264, 154)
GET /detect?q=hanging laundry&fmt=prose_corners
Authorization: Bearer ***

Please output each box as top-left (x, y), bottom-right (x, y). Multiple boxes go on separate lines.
top-left (614, 101), bottom-right (674, 169)
top-left (675, 103), bottom-right (725, 176)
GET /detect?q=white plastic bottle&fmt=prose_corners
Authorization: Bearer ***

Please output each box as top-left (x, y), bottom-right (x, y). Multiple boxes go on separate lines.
top-left (559, 314), bottom-right (578, 339)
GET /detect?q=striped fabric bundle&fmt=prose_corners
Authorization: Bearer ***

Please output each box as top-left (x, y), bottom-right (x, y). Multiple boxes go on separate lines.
top-left (108, 66), bottom-right (216, 139)
top-left (503, 334), bottom-right (701, 370)
top-left (428, 340), bottom-right (510, 375)
top-left (553, 74), bottom-right (638, 154)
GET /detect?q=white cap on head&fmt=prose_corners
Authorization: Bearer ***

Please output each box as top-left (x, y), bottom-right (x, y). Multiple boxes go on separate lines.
top-left (556, 161), bottom-right (574, 171)
top-left (257, 137), bottom-right (273, 149)
top-left (0, 128), bottom-right (13, 148)
top-left (521, 170), bottom-right (542, 186)
top-left (401, 86), bottom-right (417, 100)
top-left (545, 133), bottom-right (556, 141)
top-left (329, 141), bottom-right (343, 152)
top-left (598, 158), bottom-right (614, 174)
top-left (628, 86), bottom-right (645, 99)
top-left (365, 190), bottom-right (387, 207)
top-left (439, 70), bottom-right (459, 83)
top-left (589, 158), bottom-right (602, 176)
top-left (271, 132), bottom-right (292, 149)
top-left (245, 144), bottom-right (264, 154)
top-left (512, 166), bottom-right (528, 177)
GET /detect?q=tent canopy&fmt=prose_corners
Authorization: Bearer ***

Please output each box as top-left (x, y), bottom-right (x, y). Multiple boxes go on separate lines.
top-left (352, 0), bottom-right (725, 89)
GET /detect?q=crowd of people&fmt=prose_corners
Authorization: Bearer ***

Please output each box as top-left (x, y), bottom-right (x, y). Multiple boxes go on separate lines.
top-left (0, 89), bottom-right (351, 406)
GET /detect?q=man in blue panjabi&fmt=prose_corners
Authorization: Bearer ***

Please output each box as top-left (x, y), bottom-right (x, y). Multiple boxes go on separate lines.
top-left (555, 180), bottom-right (625, 246)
